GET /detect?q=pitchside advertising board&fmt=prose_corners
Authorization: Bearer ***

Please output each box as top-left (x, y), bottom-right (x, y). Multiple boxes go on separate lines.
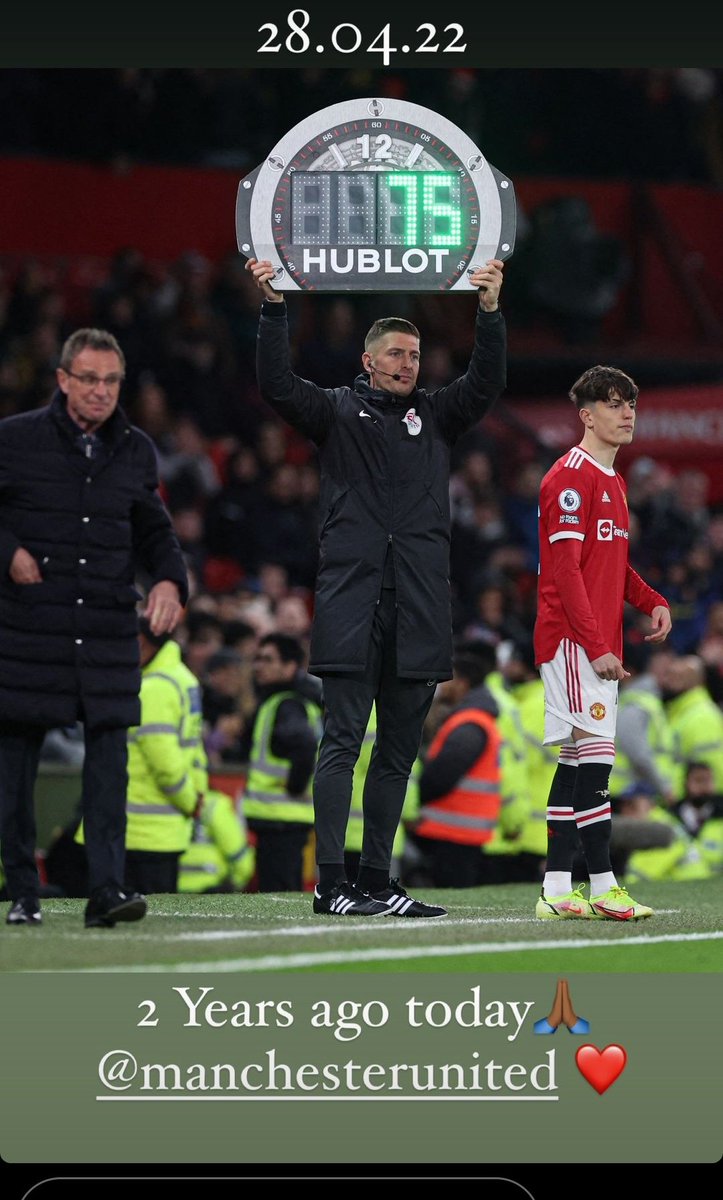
top-left (235, 96), bottom-right (517, 291)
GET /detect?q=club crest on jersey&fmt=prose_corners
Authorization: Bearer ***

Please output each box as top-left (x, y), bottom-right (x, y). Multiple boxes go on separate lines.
top-left (558, 488), bottom-right (581, 512)
top-left (402, 408), bottom-right (422, 436)
top-left (590, 702), bottom-right (606, 720)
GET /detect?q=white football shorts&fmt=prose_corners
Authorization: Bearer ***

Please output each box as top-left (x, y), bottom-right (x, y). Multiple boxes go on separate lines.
top-left (539, 637), bottom-right (618, 745)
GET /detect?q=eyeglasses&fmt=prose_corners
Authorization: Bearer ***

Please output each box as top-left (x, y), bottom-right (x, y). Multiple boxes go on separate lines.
top-left (64, 370), bottom-right (125, 388)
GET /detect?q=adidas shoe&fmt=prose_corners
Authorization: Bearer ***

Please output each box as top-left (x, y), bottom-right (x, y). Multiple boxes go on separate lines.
top-left (535, 885), bottom-right (595, 920)
top-left (313, 882), bottom-right (390, 917)
top-left (6, 897), bottom-right (42, 926)
top-left (589, 885), bottom-right (653, 920)
top-left (370, 878), bottom-right (447, 918)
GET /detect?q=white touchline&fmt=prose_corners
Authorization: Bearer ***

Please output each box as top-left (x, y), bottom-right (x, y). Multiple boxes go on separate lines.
top-left (74, 929), bottom-right (723, 973)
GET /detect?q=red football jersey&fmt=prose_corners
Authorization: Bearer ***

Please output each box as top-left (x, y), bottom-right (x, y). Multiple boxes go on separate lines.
top-left (534, 445), bottom-right (632, 665)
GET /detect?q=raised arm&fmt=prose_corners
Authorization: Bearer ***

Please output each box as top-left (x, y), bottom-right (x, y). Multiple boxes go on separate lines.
top-left (245, 258), bottom-right (334, 444)
top-left (435, 259), bottom-right (507, 441)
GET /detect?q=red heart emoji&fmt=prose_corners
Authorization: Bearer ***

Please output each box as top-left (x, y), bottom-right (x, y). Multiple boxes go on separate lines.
top-left (575, 1044), bottom-right (627, 1094)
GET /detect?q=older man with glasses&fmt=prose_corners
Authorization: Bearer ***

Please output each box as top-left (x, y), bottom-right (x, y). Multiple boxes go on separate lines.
top-left (0, 327), bottom-right (188, 929)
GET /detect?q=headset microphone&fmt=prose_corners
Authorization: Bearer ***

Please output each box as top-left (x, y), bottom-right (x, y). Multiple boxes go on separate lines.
top-left (370, 363), bottom-right (402, 382)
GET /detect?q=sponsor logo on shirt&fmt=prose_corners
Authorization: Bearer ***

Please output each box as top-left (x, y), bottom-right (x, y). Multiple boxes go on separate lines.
top-left (597, 519), bottom-right (628, 541)
top-left (558, 487), bottom-right (582, 512)
top-left (602, 490), bottom-right (611, 503)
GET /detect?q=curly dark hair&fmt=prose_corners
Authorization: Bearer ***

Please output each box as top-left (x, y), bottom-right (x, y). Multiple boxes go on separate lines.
top-left (569, 365), bottom-right (639, 408)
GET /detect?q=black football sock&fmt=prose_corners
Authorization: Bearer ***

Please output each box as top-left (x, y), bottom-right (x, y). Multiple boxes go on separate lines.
top-left (356, 866), bottom-right (389, 894)
top-left (572, 739), bottom-right (615, 874)
top-left (318, 865), bottom-right (347, 893)
top-left (545, 760), bottom-right (580, 871)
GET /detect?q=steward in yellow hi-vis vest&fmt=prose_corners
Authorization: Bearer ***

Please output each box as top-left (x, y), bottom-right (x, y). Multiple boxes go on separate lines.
top-left (124, 620), bottom-right (207, 893)
top-left (663, 655), bottom-right (723, 793)
top-left (414, 646), bottom-right (502, 887)
top-left (482, 638), bottom-right (557, 884)
top-left (480, 668), bottom-right (532, 870)
top-left (178, 788), bottom-right (256, 893)
top-left (240, 633), bottom-right (322, 892)
top-left (609, 643), bottom-right (680, 802)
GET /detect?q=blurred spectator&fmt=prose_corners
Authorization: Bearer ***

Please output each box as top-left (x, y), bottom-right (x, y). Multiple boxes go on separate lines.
top-left (253, 464), bottom-right (319, 589)
top-left (238, 633), bottom-right (323, 891)
top-left (675, 760), bottom-right (718, 837)
top-left (171, 506), bottom-right (207, 583)
top-left (609, 782), bottom-right (710, 882)
top-left (182, 610), bottom-right (225, 679)
top-left (158, 414), bottom-right (221, 512)
top-left (413, 649), bottom-right (502, 888)
top-left (294, 297), bottom-right (362, 388)
top-left (661, 654), bottom-right (723, 791)
top-left (451, 495), bottom-right (512, 610)
top-left (202, 443), bottom-right (262, 572)
top-left (449, 447), bottom-right (498, 526)
top-left (257, 562), bottom-right (291, 608)
top-left (177, 787), bottom-right (256, 893)
top-left (274, 594), bottom-right (312, 645)
top-left (254, 420), bottom-right (289, 480)
top-left (222, 618), bottom-right (258, 660)
top-left (462, 573), bottom-right (531, 649)
top-left (201, 647), bottom-right (252, 764)
top-left (131, 373), bottom-right (175, 454)
top-left (697, 600), bottom-right (723, 705)
top-left (502, 459), bottom-right (546, 572)
top-left (610, 640), bottom-right (680, 804)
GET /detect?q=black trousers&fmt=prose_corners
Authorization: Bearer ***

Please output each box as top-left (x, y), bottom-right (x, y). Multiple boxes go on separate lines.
top-left (314, 588), bottom-right (437, 872)
top-left (0, 720), bottom-right (128, 900)
top-left (247, 819), bottom-right (311, 892)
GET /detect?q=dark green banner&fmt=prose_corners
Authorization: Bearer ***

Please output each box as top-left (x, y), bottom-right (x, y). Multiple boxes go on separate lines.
top-left (1, 972), bottom-right (720, 1165)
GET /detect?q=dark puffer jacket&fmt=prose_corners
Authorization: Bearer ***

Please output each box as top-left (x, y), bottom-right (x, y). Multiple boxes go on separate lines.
top-left (0, 393), bottom-right (188, 730)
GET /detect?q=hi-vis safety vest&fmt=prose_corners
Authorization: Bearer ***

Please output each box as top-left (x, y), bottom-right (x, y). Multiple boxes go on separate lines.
top-left (124, 639), bottom-right (207, 853)
top-left (242, 690), bottom-right (322, 825)
top-left (609, 687), bottom-right (679, 799)
top-left (178, 788), bottom-right (256, 893)
top-left (624, 805), bottom-right (712, 883)
top-left (666, 686), bottom-right (723, 793)
top-left (483, 672), bottom-right (532, 853)
top-left (416, 707), bottom-right (501, 845)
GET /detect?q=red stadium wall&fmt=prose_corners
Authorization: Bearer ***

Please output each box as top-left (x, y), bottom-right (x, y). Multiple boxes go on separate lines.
top-left (0, 157), bottom-right (241, 262)
top-left (511, 382), bottom-right (723, 501)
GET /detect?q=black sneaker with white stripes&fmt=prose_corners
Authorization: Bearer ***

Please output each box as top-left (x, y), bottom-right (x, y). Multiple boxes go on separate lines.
top-left (370, 878), bottom-right (447, 918)
top-left (6, 897), bottom-right (42, 926)
top-left (313, 882), bottom-right (390, 916)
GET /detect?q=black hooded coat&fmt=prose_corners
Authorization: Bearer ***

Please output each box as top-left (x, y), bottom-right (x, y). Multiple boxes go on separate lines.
top-left (256, 302), bottom-right (506, 680)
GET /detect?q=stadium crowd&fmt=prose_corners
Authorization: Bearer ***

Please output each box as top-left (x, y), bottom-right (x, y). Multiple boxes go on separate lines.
top-left (1, 67), bottom-right (722, 184)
